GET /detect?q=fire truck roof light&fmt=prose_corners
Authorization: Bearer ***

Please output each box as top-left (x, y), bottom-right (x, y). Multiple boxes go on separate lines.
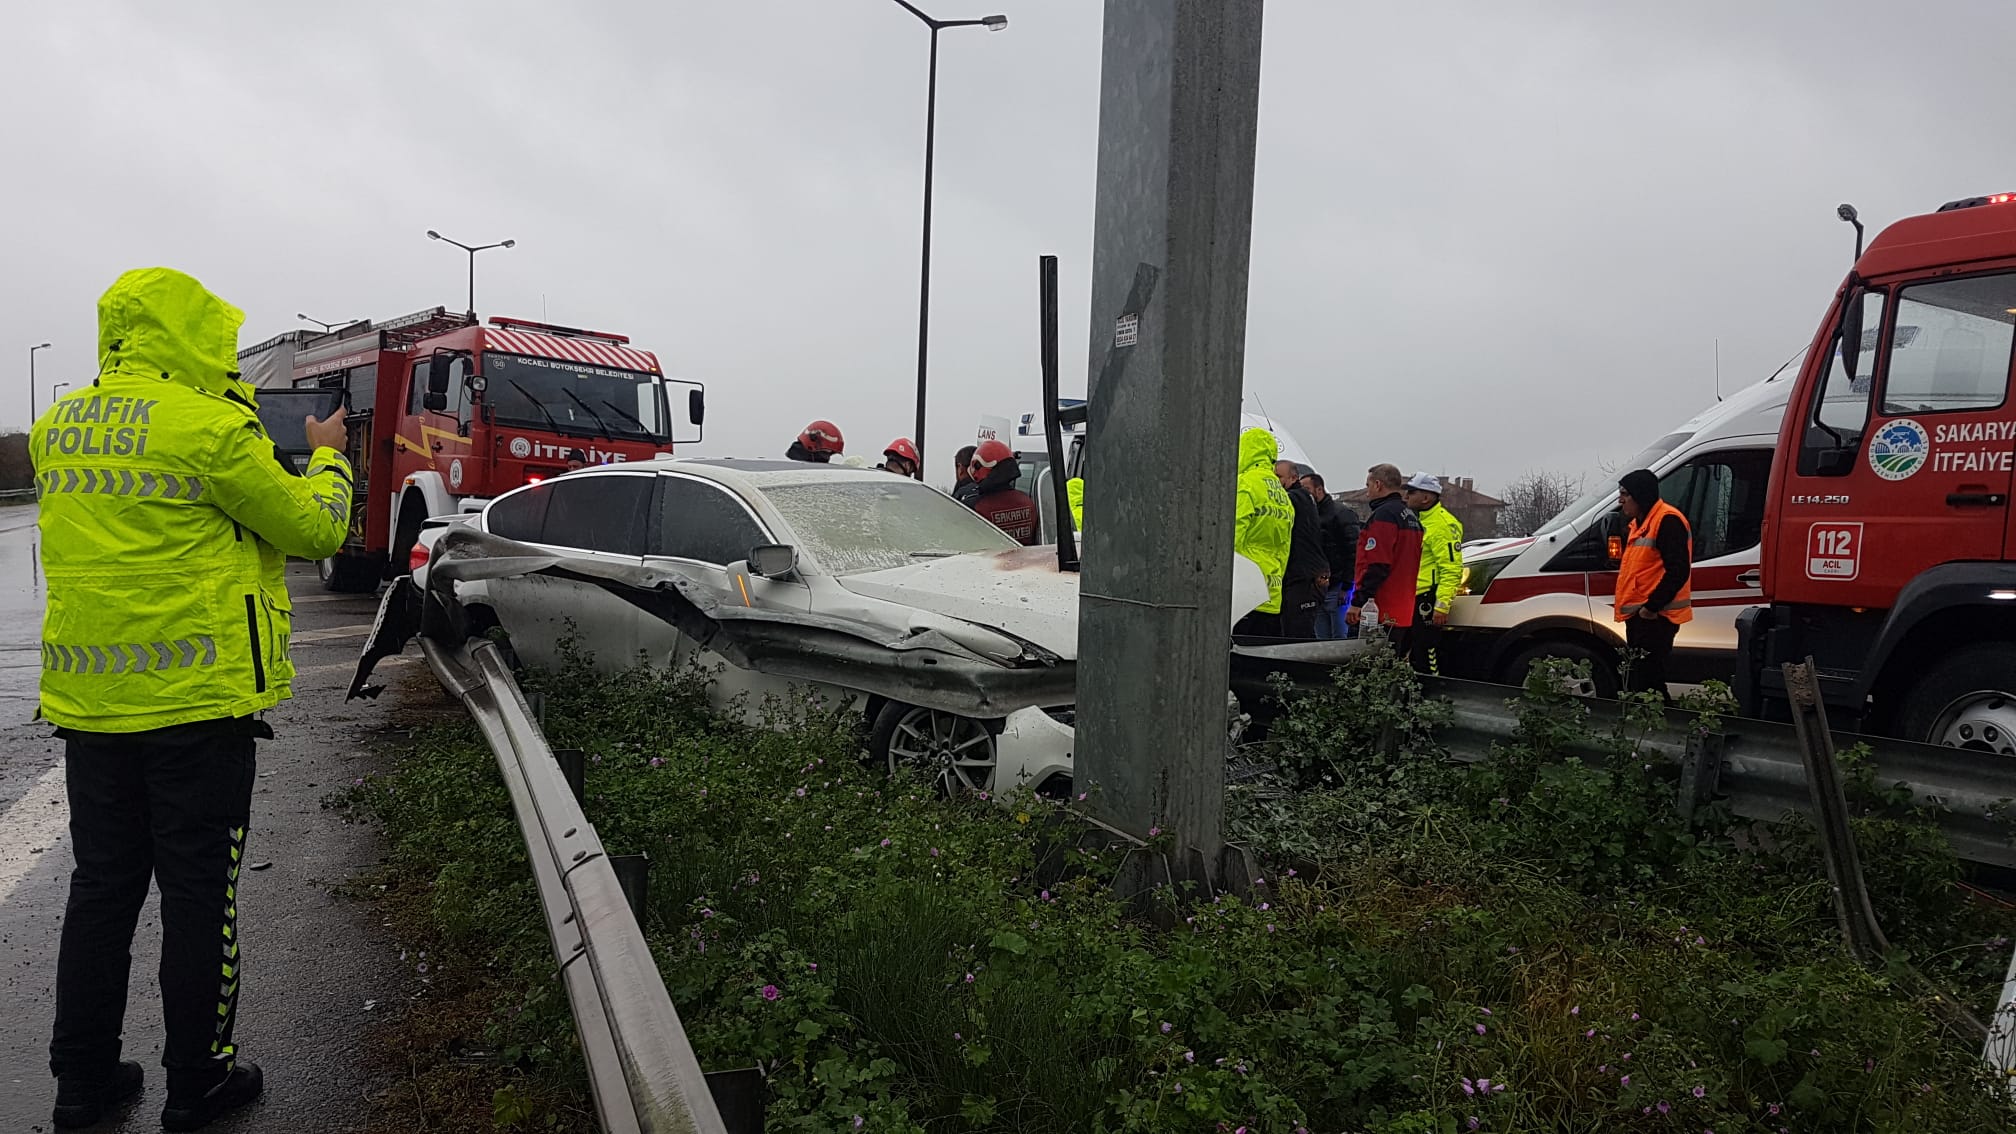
top-left (1936, 192), bottom-right (2016, 212)
top-left (488, 316), bottom-right (631, 345)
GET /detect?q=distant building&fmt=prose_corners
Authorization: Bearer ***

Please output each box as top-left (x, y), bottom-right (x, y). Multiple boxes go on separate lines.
top-left (1340, 475), bottom-right (1504, 540)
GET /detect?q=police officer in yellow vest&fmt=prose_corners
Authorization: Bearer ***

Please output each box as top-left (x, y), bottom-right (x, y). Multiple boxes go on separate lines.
top-left (39, 269), bottom-right (353, 1130)
top-left (1614, 469), bottom-right (1692, 701)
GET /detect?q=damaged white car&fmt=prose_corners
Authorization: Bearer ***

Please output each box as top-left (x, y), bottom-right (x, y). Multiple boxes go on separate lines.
top-left (362, 458), bottom-right (1268, 798)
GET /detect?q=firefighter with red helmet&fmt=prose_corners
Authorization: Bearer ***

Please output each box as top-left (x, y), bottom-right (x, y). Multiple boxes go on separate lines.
top-left (966, 439), bottom-right (1038, 545)
top-left (787, 421), bottom-right (844, 463)
top-left (878, 437), bottom-right (920, 478)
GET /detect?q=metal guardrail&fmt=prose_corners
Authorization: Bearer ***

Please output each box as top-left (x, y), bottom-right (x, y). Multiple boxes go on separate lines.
top-left (1425, 673), bottom-right (2016, 870)
top-left (421, 636), bottom-right (729, 1134)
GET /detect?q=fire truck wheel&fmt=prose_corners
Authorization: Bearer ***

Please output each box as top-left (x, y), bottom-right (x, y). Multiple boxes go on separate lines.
top-left (1501, 640), bottom-right (1618, 699)
top-left (1900, 645), bottom-right (2016, 755)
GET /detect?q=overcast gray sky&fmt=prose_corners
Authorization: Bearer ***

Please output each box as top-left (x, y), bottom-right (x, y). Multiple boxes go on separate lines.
top-left (4, 1), bottom-right (2012, 494)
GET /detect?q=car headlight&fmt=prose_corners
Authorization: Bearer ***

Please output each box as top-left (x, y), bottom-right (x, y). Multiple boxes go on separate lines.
top-left (1460, 557), bottom-right (1510, 597)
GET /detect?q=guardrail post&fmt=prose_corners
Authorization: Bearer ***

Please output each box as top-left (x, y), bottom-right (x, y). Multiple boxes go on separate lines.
top-left (554, 747), bottom-right (587, 806)
top-left (705, 1067), bottom-right (766, 1134)
top-left (610, 853), bottom-right (650, 923)
top-left (1782, 658), bottom-right (1890, 962)
top-left (1676, 730), bottom-right (1726, 819)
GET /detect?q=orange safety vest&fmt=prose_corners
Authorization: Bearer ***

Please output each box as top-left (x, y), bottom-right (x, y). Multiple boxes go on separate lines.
top-left (1615, 500), bottom-right (1692, 624)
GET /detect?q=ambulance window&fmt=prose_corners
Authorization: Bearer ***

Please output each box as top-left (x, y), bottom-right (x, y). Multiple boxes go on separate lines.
top-left (538, 473), bottom-right (651, 555)
top-left (1799, 289), bottom-right (1886, 477)
top-left (1659, 449), bottom-right (1770, 562)
top-left (1879, 273), bottom-right (2016, 416)
top-left (651, 476), bottom-right (768, 564)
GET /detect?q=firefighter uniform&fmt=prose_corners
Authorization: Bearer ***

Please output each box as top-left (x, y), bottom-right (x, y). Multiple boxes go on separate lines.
top-left (40, 268), bottom-right (352, 1120)
top-left (1614, 470), bottom-right (1693, 700)
top-left (1232, 428), bottom-right (1294, 634)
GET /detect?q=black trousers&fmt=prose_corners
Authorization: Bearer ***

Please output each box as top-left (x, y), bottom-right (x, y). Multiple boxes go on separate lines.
top-left (1409, 590), bottom-right (1442, 674)
top-left (50, 717), bottom-right (258, 1094)
top-left (1624, 615), bottom-right (1681, 699)
top-left (1276, 579), bottom-right (1323, 639)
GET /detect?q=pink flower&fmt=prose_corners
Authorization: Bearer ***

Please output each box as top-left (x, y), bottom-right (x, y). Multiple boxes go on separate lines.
top-left (1620, 1074), bottom-right (1630, 1087)
top-left (1658, 1101), bottom-right (1671, 1114)
top-left (1475, 1024), bottom-right (1487, 1035)
top-left (649, 757), bottom-right (665, 767)
top-left (1570, 1006), bottom-right (1580, 1016)
top-left (880, 838), bottom-right (891, 847)
top-left (1479, 1008), bottom-right (1493, 1016)
top-left (1692, 1086), bottom-right (1706, 1099)
top-left (1148, 826), bottom-right (1161, 837)
top-left (794, 786), bottom-right (806, 797)
top-left (964, 973), bottom-right (975, 984)
top-left (1467, 1120), bottom-right (1479, 1131)
top-left (1184, 1050), bottom-right (1195, 1063)
top-left (761, 984), bottom-right (780, 1001)
top-left (1161, 1022), bottom-right (1172, 1034)
top-left (1585, 1028), bottom-right (1596, 1038)
top-left (1460, 1078), bottom-right (1476, 1097)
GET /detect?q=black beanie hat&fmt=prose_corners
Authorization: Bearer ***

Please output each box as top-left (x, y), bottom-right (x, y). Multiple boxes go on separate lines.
top-left (1619, 469), bottom-right (1660, 511)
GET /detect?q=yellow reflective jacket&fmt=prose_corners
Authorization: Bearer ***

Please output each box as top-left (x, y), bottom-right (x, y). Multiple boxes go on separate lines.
top-left (33, 268), bottom-right (354, 732)
top-left (1066, 476), bottom-right (1084, 529)
top-left (1232, 427), bottom-right (1293, 614)
top-left (1415, 501), bottom-right (1465, 613)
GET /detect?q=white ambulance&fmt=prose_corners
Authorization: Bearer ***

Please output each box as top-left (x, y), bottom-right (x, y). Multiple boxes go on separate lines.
top-left (1439, 372), bottom-right (1791, 693)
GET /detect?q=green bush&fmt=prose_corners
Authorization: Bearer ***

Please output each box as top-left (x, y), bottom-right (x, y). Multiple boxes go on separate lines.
top-left (355, 647), bottom-right (2016, 1133)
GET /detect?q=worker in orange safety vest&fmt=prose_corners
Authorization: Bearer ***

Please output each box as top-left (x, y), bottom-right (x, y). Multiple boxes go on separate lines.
top-left (1614, 468), bottom-right (1692, 700)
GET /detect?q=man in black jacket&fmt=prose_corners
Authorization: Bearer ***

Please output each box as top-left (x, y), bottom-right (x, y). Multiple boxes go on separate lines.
top-left (1300, 470), bottom-right (1360, 639)
top-left (1274, 459), bottom-right (1330, 637)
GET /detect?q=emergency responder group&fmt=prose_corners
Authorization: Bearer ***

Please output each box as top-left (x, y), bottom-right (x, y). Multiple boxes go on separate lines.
top-left (787, 421), bottom-right (1041, 546)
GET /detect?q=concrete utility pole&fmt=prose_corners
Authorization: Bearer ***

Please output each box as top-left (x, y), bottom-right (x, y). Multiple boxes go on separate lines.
top-left (1074, 0), bottom-right (1264, 882)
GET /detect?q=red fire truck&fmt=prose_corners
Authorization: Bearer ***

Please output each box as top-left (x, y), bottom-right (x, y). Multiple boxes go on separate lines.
top-left (238, 308), bottom-right (703, 592)
top-left (1737, 192), bottom-right (2016, 751)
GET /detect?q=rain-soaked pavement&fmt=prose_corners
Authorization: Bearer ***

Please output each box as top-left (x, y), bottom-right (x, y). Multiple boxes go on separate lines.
top-left (0, 504), bottom-right (426, 1131)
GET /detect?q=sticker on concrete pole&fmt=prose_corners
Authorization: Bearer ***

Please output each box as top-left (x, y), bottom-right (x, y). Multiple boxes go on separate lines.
top-left (1114, 313), bottom-right (1140, 348)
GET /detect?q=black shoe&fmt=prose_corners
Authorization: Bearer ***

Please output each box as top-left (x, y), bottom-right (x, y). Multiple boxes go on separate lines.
top-left (161, 1063), bottom-right (263, 1132)
top-left (52, 1059), bottom-right (144, 1128)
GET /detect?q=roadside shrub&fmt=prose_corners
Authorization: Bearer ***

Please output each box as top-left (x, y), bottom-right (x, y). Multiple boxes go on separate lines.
top-left (358, 645), bottom-right (2016, 1133)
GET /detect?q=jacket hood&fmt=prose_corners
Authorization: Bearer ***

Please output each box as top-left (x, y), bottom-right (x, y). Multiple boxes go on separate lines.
top-left (1238, 427), bottom-right (1279, 476)
top-left (97, 268), bottom-right (250, 401)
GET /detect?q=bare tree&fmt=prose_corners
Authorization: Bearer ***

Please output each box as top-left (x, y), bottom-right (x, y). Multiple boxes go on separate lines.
top-left (1496, 469), bottom-right (1585, 537)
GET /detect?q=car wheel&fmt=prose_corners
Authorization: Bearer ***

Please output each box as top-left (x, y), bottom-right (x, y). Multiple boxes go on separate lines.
top-left (1898, 645), bottom-right (2016, 754)
top-left (869, 702), bottom-right (998, 796)
top-left (1501, 639), bottom-right (1618, 698)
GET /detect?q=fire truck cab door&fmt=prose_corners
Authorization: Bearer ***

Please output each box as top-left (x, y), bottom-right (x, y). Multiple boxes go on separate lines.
top-left (1780, 273), bottom-right (2016, 607)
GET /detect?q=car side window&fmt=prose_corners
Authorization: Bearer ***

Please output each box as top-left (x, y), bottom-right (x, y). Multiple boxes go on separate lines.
top-left (487, 483), bottom-right (552, 542)
top-left (653, 477), bottom-right (768, 564)
top-left (1658, 448), bottom-right (1771, 562)
top-left (537, 474), bottom-right (652, 554)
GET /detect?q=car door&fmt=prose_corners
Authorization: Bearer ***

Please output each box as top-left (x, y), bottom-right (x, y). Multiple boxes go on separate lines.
top-left (479, 471), bottom-right (655, 671)
top-left (1776, 272), bottom-right (2016, 608)
top-left (641, 474), bottom-right (809, 662)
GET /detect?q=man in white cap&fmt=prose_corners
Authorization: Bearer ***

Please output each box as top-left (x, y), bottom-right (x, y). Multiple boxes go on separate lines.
top-left (1403, 473), bottom-right (1464, 673)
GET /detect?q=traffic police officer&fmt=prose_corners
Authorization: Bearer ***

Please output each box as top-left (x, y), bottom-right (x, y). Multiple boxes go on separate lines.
top-left (1403, 473), bottom-right (1465, 673)
top-left (41, 268), bottom-right (353, 1130)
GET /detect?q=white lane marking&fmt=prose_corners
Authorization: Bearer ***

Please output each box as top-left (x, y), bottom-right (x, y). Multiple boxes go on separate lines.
top-left (290, 624), bottom-right (375, 645)
top-left (0, 764), bottom-right (68, 907)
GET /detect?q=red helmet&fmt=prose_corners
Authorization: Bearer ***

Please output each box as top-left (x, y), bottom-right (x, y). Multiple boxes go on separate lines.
top-left (970, 439), bottom-right (1014, 470)
top-left (883, 437), bottom-right (920, 465)
top-left (797, 420), bottom-right (844, 455)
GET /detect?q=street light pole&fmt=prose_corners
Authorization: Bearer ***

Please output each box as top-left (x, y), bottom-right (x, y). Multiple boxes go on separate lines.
top-left (51, 381), bottom-right (70, 404)
top-left (887, 2), bottom-right (1006, 477)
top-left (426, 230), bottom-right (517, 317)
top-left (29, 342), bottom-right (51, 425)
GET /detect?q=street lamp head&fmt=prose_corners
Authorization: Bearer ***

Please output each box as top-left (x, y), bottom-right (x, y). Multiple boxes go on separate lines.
top-left (982, 14), bottom-right (1007, 30)
top-left (426, 230), bottom-right (443, 241)
top-left (502, 239), bottom-right (517, 249)
top-left (35, 342), bottom-right (51, 350)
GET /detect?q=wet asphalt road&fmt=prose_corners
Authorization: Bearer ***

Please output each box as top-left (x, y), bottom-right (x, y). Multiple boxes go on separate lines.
top-left (0, 504), bottom-right (426, 1132)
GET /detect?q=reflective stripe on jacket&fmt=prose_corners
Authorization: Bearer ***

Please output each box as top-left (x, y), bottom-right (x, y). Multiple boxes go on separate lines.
top-left (1232, 428), bottom-right (1292, 614)
top-left (1414, 502), bottom-right (1464, 612)
top-left (1615, 499), bottom-right (1692, 624)
top-left (34, 267), bottom-right (354, 732)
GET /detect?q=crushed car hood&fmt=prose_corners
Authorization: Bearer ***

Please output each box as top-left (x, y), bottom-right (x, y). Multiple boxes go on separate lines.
top-left (835, 545), bottom-right (1273, 660)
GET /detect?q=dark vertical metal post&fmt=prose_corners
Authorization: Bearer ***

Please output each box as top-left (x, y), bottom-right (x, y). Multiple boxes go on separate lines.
top-left (467, 249), bottom-right (477, 317)
top-left (1075, 0), bottom-right (1265, 879)
top-left (912, 26), bottom-right (941, 473)
top-left (610, 853), bottom-right (651, 923)
top-left (1038, 256), bottom-right (1078, 572)
top-left (554, 747), bottom-right (586, 806)
top-left (1783, 659), bottom-right (1889, 961)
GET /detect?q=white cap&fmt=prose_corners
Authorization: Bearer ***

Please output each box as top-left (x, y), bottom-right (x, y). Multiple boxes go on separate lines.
top-left (1404, 472), bottom-right (1443, 494)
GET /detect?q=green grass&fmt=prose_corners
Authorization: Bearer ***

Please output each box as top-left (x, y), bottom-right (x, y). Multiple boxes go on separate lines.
top-left (351, 647), bottom-right (2016, 1133)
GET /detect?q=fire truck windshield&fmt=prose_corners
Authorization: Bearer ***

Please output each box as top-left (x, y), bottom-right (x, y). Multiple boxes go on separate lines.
top-left (482, 352), bottom-right (668, 442)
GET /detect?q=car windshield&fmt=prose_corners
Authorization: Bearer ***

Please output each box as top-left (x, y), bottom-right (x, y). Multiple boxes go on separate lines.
top-left (760, 479), bottom-right (1020, 574)
top-left (1534, 431), bottom-right (1692, 536)
top-left (483, 352), bottom-right (668, 442)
